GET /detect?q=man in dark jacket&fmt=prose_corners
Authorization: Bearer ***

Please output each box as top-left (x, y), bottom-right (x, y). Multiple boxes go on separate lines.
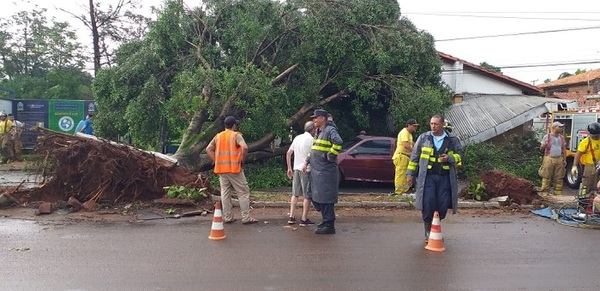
top-left (407, 115), bottom-right (463, 243)
top-left (303, 109), bottom-right (343, 234)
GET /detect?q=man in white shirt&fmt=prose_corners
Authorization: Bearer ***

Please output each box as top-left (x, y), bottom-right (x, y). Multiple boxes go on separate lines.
top-left (286, 121), bottom-right (317, 226)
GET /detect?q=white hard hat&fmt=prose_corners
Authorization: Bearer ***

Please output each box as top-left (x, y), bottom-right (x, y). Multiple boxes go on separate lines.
top-left (0, 111), bottom-right (6, 117)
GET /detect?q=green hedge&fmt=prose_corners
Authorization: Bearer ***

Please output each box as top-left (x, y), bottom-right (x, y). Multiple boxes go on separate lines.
top-left (460, 131), bottom-right (543, 184)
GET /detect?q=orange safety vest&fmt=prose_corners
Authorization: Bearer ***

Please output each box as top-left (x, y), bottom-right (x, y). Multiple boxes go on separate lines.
top-left (213, 129), bottom-right (243, 174)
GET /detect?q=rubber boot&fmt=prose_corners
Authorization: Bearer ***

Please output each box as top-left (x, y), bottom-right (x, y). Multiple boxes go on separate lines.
top-left (424, 221), bottom-right (432, 243)
top-left (540, 178), bottom-right (550, 196)
top-left (554, 179), bottom-right (564, 196)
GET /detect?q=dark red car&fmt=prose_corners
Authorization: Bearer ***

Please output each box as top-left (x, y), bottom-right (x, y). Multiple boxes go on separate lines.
top-left (337, 135), bottom-right (397, 183)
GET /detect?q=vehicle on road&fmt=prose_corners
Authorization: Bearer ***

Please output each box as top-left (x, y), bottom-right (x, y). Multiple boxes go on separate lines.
top-left (337, 135), bottom-right (396, 184)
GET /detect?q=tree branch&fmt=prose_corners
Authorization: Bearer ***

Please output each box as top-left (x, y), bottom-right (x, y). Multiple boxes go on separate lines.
top-left (271, 63), bottom-right (299, 85)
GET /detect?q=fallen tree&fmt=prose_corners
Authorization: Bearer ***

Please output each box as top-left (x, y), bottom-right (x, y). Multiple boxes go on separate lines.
top-left (10, 128), bottom-right (214, 206)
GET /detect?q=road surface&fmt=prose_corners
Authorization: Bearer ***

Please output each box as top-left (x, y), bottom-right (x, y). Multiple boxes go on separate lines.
top-left (1, 212), bottom-right (598, 290)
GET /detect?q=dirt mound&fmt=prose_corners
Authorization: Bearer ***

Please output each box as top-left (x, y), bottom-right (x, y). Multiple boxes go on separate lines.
top-left (459, 169), bottom-right (538, 205)
top-left (8, 128), bottom-right (214, 206)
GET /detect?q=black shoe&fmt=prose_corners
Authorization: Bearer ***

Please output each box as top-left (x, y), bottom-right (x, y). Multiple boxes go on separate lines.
top-left (315, 226), bottom-right (336, 235)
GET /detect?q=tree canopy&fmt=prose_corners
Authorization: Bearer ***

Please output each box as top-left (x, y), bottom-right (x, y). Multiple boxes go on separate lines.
top-left (93, 0), bottom-right (451, 171)
top-left (0, 7), bottom-right (92, 99)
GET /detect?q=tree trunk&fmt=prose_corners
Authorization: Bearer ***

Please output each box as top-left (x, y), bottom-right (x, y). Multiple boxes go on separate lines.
top-left (89, 0), bottom-right (101, 75)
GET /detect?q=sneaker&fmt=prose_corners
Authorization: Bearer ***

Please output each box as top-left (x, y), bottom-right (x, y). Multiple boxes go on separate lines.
top-left (287, 216), bottom-right (296, 224)
top-left (299, 219), bottom-right (314, 227)
top-left (242, 217), bottom-right (259, 225)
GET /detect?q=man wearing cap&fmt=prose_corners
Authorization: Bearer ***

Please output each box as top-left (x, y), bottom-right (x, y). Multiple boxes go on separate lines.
top-left (206, 116), bottom-right (258, 224)
top-left (392, 118), bottom-right (418, 195)
top-left (303, 109), bottom-right (343, 234)
top-left (539, 121), bottom-right (566, 196)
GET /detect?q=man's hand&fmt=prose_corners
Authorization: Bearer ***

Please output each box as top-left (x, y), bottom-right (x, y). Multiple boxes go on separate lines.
top-left (571, 166), bottom-right (579, 177)
top-left (439, 154), bottom-right (449, 163)
top-left (302, 162), bottom-right (308, 174)
top-left (287, 168), bottom-right (293, 179)
top-left (407, 176), bottom-right (413, 188)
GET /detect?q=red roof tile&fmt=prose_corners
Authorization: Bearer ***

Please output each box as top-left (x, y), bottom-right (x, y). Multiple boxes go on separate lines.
top-left (539, 69), bottom-right (600, 88)
top-left (552, 92), bottom-right (598, 107)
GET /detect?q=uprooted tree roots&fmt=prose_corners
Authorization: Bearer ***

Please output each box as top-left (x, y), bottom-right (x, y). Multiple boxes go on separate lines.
top-left (11, 128), bottom-right (215, 206)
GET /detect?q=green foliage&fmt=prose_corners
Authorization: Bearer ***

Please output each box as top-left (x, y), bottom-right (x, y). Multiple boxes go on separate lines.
top-left (460, 131), bottom-right (543, 183)
top-left (479, 62), bottom-right (502, 73)
top-left (163, 185), bottom-right (207, 200)
top-left (93, 0), bottom-right (448, 160)
top-left (467, 180), bottom-right (486, 201)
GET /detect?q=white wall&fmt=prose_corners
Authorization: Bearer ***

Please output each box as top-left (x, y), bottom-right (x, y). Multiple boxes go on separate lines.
top-left (0, 99), bottom-right (11, 115)
top-left (442, 63), bottom-right (522, 95)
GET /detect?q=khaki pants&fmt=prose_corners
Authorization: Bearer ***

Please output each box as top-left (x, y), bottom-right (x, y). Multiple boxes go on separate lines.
top-left (13, 132), bottom-right (22, 157)
top-left (0, 133), bottom-right (15, 162)
top-left (393, 154), bottom-right (410, 194)
top-left (581, 164), bottom-right (599, 194)
top-left (539, 156), bottom-right (565, 195)
top-left (218, 170), bottom-right (252, 221)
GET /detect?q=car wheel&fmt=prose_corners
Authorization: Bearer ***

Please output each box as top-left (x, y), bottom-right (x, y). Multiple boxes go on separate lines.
top-left (565, 159), bottom-right (582, 189)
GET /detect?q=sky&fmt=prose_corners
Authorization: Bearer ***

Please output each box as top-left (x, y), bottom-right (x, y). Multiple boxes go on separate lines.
top-left (2, 0), bottom-right (600, 85)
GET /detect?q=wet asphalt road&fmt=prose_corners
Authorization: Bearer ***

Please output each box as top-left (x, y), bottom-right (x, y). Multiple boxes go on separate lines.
top-left (2, 213), bottom-right (599, 290)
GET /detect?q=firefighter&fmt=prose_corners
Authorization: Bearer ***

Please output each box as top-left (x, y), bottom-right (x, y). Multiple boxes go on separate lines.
top-left (0, 112), bottom-right (15, 164)
top-left (539, 121), bottom-right (566, 196)
top-left (572, 122), bottom-right (600, 194)
top-left (303, 109), bottom-right (343, 235)
top-left (407, 115), bottom-right (463, 243)
top-left (392, 118), bottom-right (418, 195)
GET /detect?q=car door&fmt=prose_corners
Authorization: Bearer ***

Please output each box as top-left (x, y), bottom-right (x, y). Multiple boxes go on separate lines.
top-left (343, 138), bottom-right (394, 182)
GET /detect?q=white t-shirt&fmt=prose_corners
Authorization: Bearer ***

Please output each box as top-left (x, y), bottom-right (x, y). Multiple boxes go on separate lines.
top-left (289, 132), bottom-right (313, 171)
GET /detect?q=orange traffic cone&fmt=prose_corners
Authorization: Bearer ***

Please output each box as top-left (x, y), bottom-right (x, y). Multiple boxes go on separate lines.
top-left (208, 201), bottom-right (227, 240)
top-left (425, 211), bottom-right (445, 252)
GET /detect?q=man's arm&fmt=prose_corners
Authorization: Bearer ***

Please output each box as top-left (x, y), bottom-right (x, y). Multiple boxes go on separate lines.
top-left (540, 134), bottom-right (548, 150)
top-left (206, 138), bottom-right (217, 162)
top-left (238, 139), bottom-right (248, 163)
top-left (286, 148), bottom-right (294, 179)
top-left (402, 141), bottom-right (412, 152)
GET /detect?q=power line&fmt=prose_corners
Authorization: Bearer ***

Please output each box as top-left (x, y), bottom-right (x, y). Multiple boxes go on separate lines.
top-left (404, 12), bottom-right (600, 22)
top-left (436, 26), bottom-right (600, 41)
top-left (440, 60), bottom-right (600, 73)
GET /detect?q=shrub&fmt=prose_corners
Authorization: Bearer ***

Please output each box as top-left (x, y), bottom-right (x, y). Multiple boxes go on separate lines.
top-left (460, 131), bottom-right (543, 183)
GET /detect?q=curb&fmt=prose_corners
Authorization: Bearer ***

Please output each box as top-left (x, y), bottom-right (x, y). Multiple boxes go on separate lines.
top-left (252, 200), bottom-right (502, 209)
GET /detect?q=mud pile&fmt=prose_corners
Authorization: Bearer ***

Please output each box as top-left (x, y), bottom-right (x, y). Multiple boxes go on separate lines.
top-left (459, 169), bottom-right (538, 205)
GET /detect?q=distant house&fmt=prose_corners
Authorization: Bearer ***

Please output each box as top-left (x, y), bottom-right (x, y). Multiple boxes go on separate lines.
top-left (438, 52), bottom-right (562, 145)
top-left (538, 69), bottom-right (600, 106)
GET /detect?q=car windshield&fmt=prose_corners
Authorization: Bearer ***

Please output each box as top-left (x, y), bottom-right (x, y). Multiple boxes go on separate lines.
top-left (340, 137), bottom-right (363, 152)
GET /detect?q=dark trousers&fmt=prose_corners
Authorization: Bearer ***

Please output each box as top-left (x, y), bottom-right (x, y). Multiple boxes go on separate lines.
top-left (422, 173), bottom-right (451, 223)
top-left (313, 201), bottom-right (335, 226)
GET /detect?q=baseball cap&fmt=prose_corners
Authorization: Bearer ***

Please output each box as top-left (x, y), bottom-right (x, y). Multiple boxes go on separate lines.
top-left (552, 121), bottom-right (564, 127)
top-left (406, 118), bottom-right (418, 126)
top-left (310, 109), bottom-right (328, 119)
top-left (224, 116), bottom-right (241, 127)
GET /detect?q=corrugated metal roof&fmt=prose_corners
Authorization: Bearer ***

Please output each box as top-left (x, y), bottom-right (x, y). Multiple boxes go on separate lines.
top-left (446, 94), bottom-right (559, 144)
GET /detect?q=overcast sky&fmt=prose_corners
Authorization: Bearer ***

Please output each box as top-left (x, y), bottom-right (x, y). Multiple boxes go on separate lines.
top-left (3, 0), bottom-right (600, 85)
